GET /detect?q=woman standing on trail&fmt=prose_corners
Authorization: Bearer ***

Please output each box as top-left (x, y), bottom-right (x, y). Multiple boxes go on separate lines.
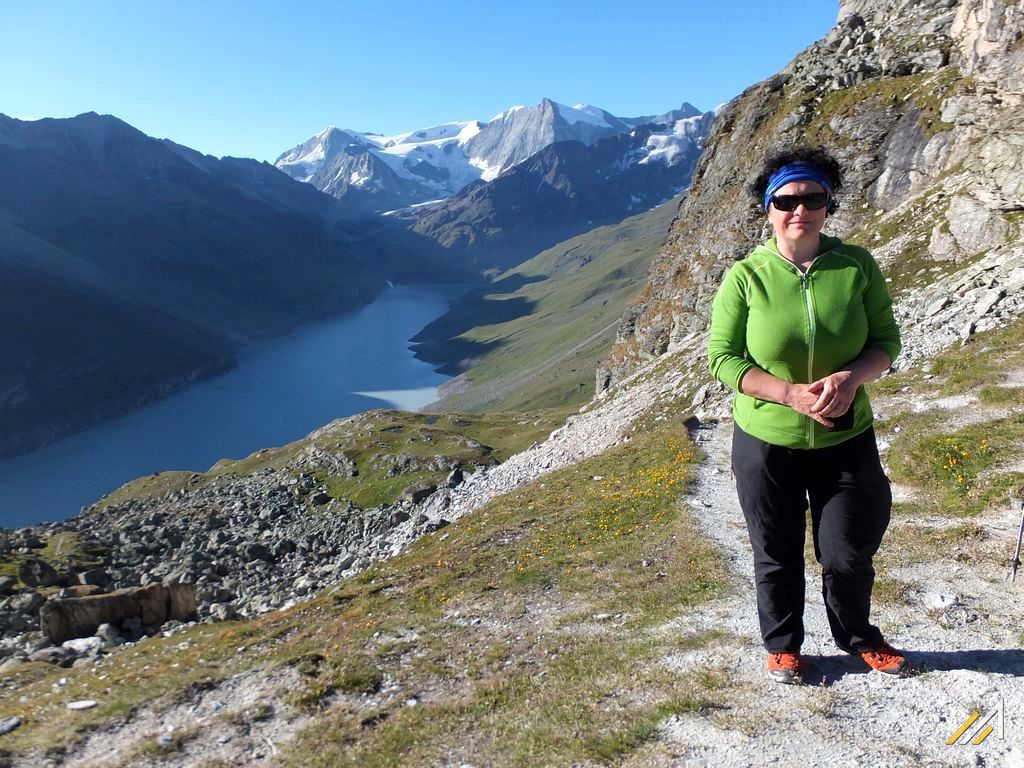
top-left (706, 146), bottom-right (905, 685)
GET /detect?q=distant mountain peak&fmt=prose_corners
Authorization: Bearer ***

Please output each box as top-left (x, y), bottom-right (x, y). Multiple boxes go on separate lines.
top-left (277, 97), bottom-right (715, 213)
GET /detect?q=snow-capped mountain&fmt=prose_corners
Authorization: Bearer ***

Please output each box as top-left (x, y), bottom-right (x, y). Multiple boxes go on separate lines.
top-left (275, 99), bottom-right (711, 213)
top-left (407, 109), bottom-right (721, 272)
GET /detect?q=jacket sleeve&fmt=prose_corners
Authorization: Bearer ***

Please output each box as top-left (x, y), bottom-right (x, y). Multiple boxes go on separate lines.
top-left (707, 263), bottom-right (755, 392)
top-left (862, 252), bottom-right (901, 364)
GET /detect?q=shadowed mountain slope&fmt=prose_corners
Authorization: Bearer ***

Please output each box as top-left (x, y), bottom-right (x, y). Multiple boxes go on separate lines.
top-left (0, 113), bottom-right (387, 458)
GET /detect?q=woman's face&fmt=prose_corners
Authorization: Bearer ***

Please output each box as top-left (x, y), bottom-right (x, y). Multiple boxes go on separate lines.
top-left (767, 180), bottom-right (827, 244)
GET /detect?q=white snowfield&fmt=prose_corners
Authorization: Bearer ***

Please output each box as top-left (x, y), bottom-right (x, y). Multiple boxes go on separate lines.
top-left (275, 98), bottom-right (713, 197)
top-left (561, 102), bottom-right (616, 128)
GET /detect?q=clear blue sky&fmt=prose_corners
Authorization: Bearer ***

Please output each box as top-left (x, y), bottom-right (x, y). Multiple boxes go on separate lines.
top-left (2, 1), bottom-right (838, 163)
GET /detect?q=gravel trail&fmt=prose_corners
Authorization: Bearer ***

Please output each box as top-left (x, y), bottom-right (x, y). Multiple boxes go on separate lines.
top-left (643, 420), bottom-right (1024, 768)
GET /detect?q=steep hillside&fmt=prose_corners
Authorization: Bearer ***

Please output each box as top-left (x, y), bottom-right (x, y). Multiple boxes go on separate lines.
top-left (599, 0), bottom-right (1023, 391)
top-left (0, 113), bottom-right (388, 458)
top-left (414, 195), bottom-right (684, 413)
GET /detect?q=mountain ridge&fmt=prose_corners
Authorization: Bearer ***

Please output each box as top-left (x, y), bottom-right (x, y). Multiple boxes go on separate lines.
top-left (274, 98), bottom-right (707, 214)
top-left (0, 111), bottom-right (388, 459)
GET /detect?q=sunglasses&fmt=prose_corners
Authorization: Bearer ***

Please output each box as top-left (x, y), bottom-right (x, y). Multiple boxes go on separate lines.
top-left (770, 192), bottom-right (830, 212)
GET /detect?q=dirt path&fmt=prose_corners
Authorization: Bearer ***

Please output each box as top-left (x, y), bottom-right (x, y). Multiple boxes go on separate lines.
top-left (633, 419), bottom-right (1024, 768)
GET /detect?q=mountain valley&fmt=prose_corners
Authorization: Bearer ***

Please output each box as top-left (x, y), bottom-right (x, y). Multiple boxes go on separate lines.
top-left (1, 0), bottom-right (1023, 764)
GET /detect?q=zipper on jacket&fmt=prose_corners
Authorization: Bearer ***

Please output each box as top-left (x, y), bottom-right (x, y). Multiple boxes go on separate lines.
top-left (802, 272), bottom-right (817, 448)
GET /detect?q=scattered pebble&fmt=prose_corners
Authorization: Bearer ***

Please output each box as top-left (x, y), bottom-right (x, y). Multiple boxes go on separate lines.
top-left (66, 700), bottom-right (97, 711)
top-left (0, 716), bottom-right (22, 736)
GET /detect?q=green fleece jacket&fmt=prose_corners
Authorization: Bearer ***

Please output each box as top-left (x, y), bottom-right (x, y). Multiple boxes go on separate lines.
top-left (707, 235), bottom-right (901, 449)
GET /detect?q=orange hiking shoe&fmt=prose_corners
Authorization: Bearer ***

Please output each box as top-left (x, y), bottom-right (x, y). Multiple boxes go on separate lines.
top-left (767, 652), bottom-right (803, 685)
top-left (859, 642), bottom-right (906, 675)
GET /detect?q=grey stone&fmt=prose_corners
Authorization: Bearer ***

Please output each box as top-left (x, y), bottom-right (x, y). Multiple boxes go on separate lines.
top-left (446, 468), bottom-right (464, 488)
top-left (337, 553), bottom-right (357, 570)
top-left (947, 195), bottom-right (1009, 255)
top-left (95, 623), bottom-right (123, 646)
top-left (243, 543), bottom-right (272, 563)
top-left (0, 716), bottom-right (22, 736)
top-left (9, 590), bottom-right (45, 616)
top-left (400, 480), bottom-right (438, 505)
top-left (39, 583), bottom-right (197, 644)
top-left (62, 636), bottom-right (103, 656)
top-left (18, 558), bottom-right (60, 588)
top-left (210, 603), bottom-right (238, 621)
top-left (0, 576), bottom-right (16, 595)
top-left (29, 646), bottom-right (71, 665)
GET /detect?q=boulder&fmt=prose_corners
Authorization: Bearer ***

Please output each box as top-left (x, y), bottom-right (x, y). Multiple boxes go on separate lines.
top-left (18, 558), bottom-right (60, 588)
top-left (9, 590), bottom-right (45, 616)
top-left (95, 623), bottom-right (124, 647)
top-left (62, 636), bottom-right (103, 656)
top-left (400, 480), bottom-right (438, 505)
top-left (77, 569), bottom-right (111, 589)
top-left (39, 583), bottom-right (197, 644)
top-left (60, 585), bottom-right (106, 598)
top-left (0, 575), bottom-right (16, 595)
top-left (29, 646), bottom-right (71, 665)
top-left (243, 543), bottom-right (273, 563)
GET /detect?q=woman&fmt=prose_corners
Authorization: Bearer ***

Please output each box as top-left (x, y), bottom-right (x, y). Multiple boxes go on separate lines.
top-left (707, 146), bottom-right (904, 685)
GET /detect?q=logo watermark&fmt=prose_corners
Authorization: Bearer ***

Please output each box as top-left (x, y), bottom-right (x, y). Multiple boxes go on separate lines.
top-left (947, 698), bottom-right (1004, 746)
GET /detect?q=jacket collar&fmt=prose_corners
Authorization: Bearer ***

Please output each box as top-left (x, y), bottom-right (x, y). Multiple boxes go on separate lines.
top-left (755, 234), bottom-right (842, 272)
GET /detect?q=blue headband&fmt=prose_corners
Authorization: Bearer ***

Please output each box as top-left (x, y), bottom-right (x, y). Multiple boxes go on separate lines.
top-left (763, 162), bottom-right (833, 211)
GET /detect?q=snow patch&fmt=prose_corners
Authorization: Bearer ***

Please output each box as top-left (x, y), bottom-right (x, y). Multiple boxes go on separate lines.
top-left (489, 105), bottom-right (527, 122)
top-left (559, 102), bottom-right (613, 128)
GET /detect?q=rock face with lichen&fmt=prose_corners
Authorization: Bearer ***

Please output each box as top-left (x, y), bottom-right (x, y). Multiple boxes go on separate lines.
top-left (597, 0), bottom-right (1024, 393)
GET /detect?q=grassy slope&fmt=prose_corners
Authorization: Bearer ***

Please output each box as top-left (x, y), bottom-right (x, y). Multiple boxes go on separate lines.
top-left (429, 196), bottom-right (682, 414)
top-left (866, 316), bottom-right (1024, 603)
top-left (0, 402), bottom-right (730, 767)
top-left (92, 408), bottom-right (575, 512)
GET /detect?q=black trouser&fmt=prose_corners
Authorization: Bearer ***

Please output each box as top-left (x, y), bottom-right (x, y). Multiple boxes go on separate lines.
top-left (732, 424), bottom-right (892, 653)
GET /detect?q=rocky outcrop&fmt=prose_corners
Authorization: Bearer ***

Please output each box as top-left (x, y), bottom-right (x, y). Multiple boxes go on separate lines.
top-left (39, 583), bottom-right (197, 645)
top-left (599, 0), bottom-right (1023, 389)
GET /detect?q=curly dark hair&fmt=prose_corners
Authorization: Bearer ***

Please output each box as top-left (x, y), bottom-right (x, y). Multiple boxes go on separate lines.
top-left (750, 146), bottom-right (844, 214)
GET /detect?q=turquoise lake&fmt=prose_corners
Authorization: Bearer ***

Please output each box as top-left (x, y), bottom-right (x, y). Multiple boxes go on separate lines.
top-left (0, 283), bottom-right (465, 528)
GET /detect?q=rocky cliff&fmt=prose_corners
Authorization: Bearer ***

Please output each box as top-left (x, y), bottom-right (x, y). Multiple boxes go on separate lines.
top-left (598, 0), bottom-right (1024, 392)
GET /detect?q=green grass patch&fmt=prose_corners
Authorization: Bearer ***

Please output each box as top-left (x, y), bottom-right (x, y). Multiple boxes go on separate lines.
top-left (886, 415), bottom-right (1024, 517)
top-left (869, 316), bottom-right (1024, 522)
top-left (804, 69), bottom-right (967, 147)
top-left (0, 620), bottom-right (259, 756)
top-left (129, 726), bottom-right (199, 762)
top-left (870, 316), bottom-right (1024, 402)
top-left (269, 410), bottom-right (728, 766)
top-left (928, 321), bottom-right (1024, 398)
top-left (430, 196), bottom-right (681, 413)
top-left (282, 636), bottom-right (720, 768)
top-left (883, 507), bottom-right (988, 566)
top-left (98, 408), bottom-right (573, 512)
top-left (0, 530), bottom-right (108, 586)
top-left (872, 573), bottom-right (915, 606)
